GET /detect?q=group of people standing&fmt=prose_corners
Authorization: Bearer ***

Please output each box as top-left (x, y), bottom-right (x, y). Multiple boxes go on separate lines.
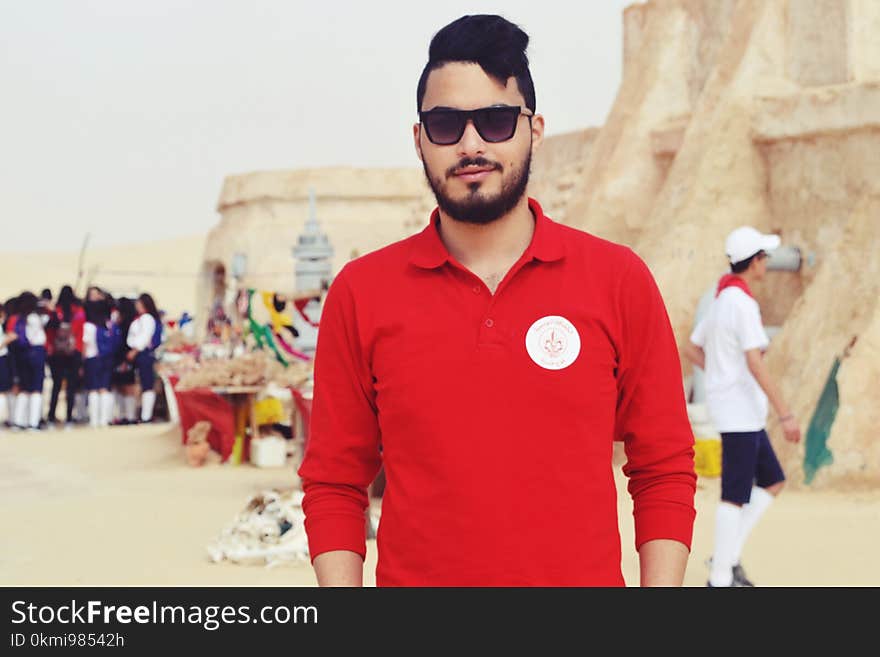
top-left (0, 285), bottom-right (163, 432)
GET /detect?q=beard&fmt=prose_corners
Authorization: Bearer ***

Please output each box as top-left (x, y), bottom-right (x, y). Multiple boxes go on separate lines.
top-left (422, 150), bottom-right (531, 225)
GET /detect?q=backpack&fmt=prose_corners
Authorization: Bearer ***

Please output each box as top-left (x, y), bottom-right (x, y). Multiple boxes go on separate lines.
top-left (53, 321), bottom-right (76, 356)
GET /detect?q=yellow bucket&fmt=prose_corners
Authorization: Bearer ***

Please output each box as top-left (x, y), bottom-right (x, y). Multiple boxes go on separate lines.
top-left (253, 397), bottom-right (285, 426)
top-left (694, 437), bottom-right (722, 478)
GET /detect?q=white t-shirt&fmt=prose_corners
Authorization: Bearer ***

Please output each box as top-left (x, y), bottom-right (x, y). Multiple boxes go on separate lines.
top-left (25, 313), bottom-right (47, 347)
top-left (127, 314), bottom-right (157, 351)
top-left (690, 287), bottom-right (770, 432)
top-left (82, 322), bottom-right (98, 359)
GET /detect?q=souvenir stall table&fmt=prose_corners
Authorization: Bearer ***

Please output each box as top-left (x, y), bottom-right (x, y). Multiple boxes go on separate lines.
top-left (158, 286), bottom-right (317, 465)
top-left (210, 385), bottom-right (264, 464)
top-left (163, 352), bottom-right (312, 465)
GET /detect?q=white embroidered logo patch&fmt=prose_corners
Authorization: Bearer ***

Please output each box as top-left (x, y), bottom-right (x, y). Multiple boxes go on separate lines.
top-left (525, 315), bottom-right (581, 370)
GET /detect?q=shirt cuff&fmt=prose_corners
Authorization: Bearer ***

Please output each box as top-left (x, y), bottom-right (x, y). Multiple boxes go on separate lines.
top-left (633, 502), bottom-right (696, 552)
top-left (304, 512), bottom-right (367, 563)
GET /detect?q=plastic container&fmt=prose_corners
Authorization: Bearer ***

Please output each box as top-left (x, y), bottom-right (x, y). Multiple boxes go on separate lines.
top-left (250, 435), bottom-right (288, 468)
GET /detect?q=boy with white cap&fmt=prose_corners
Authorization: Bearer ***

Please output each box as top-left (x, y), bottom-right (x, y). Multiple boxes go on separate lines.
top-left (684, 226), bottom-right (802, 587)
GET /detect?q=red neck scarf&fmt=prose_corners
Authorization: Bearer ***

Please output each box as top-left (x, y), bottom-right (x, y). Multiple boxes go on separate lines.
top-left (716, 273), bottom-right (753, 298)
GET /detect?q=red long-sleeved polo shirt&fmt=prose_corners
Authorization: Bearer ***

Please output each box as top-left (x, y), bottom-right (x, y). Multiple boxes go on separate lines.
top-left (298, 198), bottom-right (696, 586)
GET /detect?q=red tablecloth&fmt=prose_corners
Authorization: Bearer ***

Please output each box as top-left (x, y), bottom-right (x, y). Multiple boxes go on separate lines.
top-left (173, 388), bottom-right (237, 462)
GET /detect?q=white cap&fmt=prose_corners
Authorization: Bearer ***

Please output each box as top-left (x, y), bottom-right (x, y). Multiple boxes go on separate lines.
top-left (725, 226), bottom-right (781, 264)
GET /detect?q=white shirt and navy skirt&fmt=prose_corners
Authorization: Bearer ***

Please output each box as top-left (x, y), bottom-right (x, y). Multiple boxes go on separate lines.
top-left (20, 313), bottom-right (48, 394)
top-left (126, 313), bottom-right (157, 391)
top-left (83, 322), bottom-right (120, 391)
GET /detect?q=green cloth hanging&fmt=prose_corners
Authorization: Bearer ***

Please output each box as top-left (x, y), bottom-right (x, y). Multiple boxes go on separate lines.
top-left (803, 358), bottom-right (840, 484)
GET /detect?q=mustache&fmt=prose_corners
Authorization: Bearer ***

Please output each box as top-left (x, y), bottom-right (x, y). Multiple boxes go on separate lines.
top-left (446, 157), bottom-right (503, 178)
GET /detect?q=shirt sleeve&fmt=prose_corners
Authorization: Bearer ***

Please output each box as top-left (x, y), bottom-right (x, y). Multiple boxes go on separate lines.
top-left (735, 296), bottom-right (769, 351)
top-left (297, 270), bottom-right (382, 562)
top-left (689, 317), bottom-right (707, 348)
top-left (614, 253), bottom-right (697, 551)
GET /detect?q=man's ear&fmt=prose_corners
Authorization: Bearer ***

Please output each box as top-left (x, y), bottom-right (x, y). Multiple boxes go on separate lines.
top-left (530, 113), bottom-right (545, 156)
top-left (413, 123), bottom-right (424, 162)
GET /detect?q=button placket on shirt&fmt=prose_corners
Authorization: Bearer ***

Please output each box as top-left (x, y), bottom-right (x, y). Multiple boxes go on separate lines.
top-left (479, 256), bottom-right (539, 344)
top-left (477, 282), bottom-right (506, 346)
top-left (450, 255), bottom-right (535, 348)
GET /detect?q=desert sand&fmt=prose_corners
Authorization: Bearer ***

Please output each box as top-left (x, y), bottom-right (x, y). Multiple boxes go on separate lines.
top-left (1, 421), bottom-right (877, 587)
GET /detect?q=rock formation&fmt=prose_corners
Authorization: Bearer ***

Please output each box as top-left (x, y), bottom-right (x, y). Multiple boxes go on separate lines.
top-left (565, 0), bottom-right (880, 488)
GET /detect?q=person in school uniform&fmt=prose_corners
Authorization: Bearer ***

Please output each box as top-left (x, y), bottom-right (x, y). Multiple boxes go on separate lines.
top-left (4, 296), bottom-right (26, 428)
top-left (14, 292), bottom-right (50, 431)
top-left (45, 285), bottom-right (85, 427)
top-left (110, 298), bottom-right (138, 424)
top-left (125, 294), bottom-right (161, 424)
top-left (0, 303), bottom-right (17, 429)
top-left (82, 300), bottom-right (120, 428)
top-left (1, 298), bottom-right (21, 428)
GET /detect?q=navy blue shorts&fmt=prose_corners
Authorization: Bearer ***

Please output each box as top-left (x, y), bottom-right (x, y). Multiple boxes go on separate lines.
top-left (720, 430), bottom-right (786, 504)
top-left (25, 346), bottom-right (47, 393)
top-left (83, 355), bottom-right (112, 391)
top-left (0, 355), bottom-right (11, 392)
top-left (11, 346), bottom-right (27, 387)
top-left (134, 349), bottom-right (155, 391)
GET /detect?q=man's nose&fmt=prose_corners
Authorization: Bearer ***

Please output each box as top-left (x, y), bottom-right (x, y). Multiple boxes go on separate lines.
top-left (456, 119), bottom-right (486, 157)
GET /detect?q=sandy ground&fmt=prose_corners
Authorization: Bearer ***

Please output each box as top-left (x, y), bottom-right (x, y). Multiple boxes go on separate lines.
top-left (0, 234), bottom-right (206, 318)
top-left (1, 422), bottom-right (877, 587)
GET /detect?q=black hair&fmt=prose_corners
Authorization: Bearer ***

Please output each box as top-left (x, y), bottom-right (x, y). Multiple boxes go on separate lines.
top-left (115, 298), bottom-right (137, 356)
top-left (730, 251), bottom-right (765, 274)
top-left (137, 293), bottom-right (160, 320)
top-left (416, 15), bottom-right (535, 112)
top-left (18, 292), bottom-right (38, 316)
top-left (40, 288), bottom-right (52, 301)
top-left (3, 296), bottom-right (18, 316)
top-left (85, 299), bottom-right (109, 326)
top-left (57, 285), bottom-right (77, 321)
top-left (86, 285), bottom-right (106, 302)
top-left (117, 297), bottom-right (137, 327)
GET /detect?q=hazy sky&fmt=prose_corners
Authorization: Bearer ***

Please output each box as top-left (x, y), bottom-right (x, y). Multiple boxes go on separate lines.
top-left (1, 0), bottom-right (632, 252)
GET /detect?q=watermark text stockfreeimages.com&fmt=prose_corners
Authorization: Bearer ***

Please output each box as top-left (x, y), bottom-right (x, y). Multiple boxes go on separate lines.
top-left (10, 599), bottom-right (317, 632)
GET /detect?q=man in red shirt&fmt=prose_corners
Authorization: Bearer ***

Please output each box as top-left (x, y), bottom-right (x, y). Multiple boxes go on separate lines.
top-left (298, 14), bottom-right (696, 586)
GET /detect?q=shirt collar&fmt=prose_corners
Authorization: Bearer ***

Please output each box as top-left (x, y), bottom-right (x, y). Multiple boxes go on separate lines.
top-left (408, 197), bottom-right (566, 269)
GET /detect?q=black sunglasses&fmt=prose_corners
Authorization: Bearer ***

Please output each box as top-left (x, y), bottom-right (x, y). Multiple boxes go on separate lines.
top-left (419, 106), bottom-right (534, 145)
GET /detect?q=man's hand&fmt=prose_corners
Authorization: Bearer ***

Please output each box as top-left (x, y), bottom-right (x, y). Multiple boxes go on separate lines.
top-left (126, 349), bottom-right (137, 362)
top-left (781, 415), bottom-right (801, 443)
